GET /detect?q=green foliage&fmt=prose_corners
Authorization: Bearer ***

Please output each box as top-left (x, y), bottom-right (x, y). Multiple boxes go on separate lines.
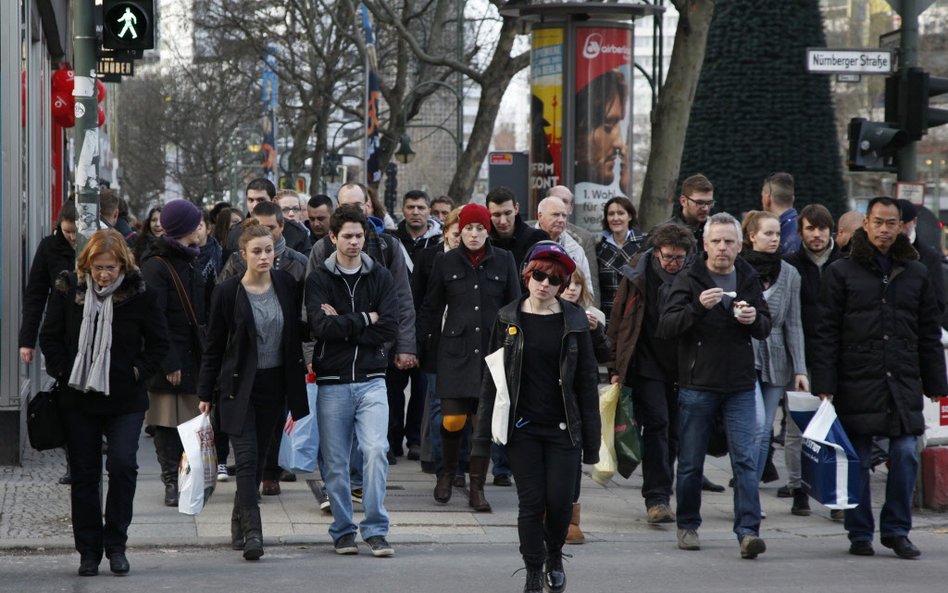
top-left (680, 0), bottom-right (846, 219)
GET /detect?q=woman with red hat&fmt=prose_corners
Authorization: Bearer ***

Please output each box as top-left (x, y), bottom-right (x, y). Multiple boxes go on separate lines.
top-left (417, 203), bottom-right (520, 512)
top-left (472, 241), bottom-right (601, 593)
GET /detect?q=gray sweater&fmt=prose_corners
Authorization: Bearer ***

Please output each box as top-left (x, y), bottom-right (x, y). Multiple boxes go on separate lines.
top-left (754, 260), bottom-right (807, 386)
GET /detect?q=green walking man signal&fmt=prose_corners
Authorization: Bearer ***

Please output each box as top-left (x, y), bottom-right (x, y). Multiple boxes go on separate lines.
top-left (103, 0), bottom-right (154, 51)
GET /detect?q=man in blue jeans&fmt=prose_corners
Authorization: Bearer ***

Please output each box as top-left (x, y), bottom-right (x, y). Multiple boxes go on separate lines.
top-left (812, 197), bottom-right (947, 559)
top-left (307, 205), bottom-right (398, 557)
top-left (658, 212), bottom-right (772, 559)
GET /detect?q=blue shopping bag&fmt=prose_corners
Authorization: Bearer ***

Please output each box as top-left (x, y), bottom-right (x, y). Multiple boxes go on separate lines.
top-left (278, 381), bottom-right (319, 473)
top-left (800, 398), bottom-right (860, 510)
top-left (787, 390), bottom-right (821, 432)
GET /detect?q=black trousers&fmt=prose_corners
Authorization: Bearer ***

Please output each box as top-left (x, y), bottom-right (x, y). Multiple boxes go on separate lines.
top-left (63, 407), bottom-right (145, 560)
top-left (630, 377), bottom-right (678, 506)
top-left (506, 422), bottom-right (581, 567)
top-left (228, 368), bottom-right (284, 508)
top-left (385, 365), bottom-right (427, 453)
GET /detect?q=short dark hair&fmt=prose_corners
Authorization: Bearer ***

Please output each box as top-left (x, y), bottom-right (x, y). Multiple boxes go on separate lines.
top-left (98, 189), bottom-right (120, 215)
top-left (58, 200), bottom-right (77, 224)
top-left (486, 186), bottom-right (517, 206)
top-left (208, 201), bottom-right (230, 224)
top-left (764, 172), bottom-right (794, 208)
top-left (251, 200), bottom-right (284, 224)
top-left (308, 194), bottom-right (333, 210)
top-left (601, 196), bottom-right (638, 230)
top-left (650, 222), bottom-right (696, 253)
top-left (797, 203), bottom-right (834, 234)
top-left (330, 204), bottom-right (368, 236)
top-left (867, 195), bottom-right (900, 217)
top-left (681, 174), bottom-right (713, 197)
top-left (432, 195), bottom-right (454, 210)
top-left (403, 190), bottom-right (430, 206)
top-left (246, 177), bottom-right (276, 199)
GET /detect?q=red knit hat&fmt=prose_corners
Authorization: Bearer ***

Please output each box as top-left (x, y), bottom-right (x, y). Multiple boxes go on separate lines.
top-left (459, 203), bottom-right (491, 230)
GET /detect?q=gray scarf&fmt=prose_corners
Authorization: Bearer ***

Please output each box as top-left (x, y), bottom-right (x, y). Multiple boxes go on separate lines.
top-left (69, 273), bottom-right (125, 395)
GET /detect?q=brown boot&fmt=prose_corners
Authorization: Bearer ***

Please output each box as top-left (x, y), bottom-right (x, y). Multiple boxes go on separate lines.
top-left (468, 456), bottom-right (492, 512)
top-left (434, 426), bottom-right (461, 504)
top-left (566, 502), bottom-right (585, 544)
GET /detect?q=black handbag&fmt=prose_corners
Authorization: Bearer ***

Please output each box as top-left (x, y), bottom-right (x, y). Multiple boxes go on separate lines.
top-left (27, 383), bottom-right (66, 451)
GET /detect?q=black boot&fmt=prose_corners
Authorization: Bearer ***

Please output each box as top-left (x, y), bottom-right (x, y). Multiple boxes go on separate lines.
top-left (761, 442), bottom-right (779, 484)
top-left (153, 427), bottom-right (181, 506)
top-left (523, 563), bottom-right (544, 593)
top-left (545, 547), bottom-right (566, 593)
top-left (434, 426), bottom-right (461, 504)
top-left (231, 493), bottom-right (245, 550)
top-left (468, 456), bottom-right (492, 513)
top-left (240, 506), bottom-right (264, 560)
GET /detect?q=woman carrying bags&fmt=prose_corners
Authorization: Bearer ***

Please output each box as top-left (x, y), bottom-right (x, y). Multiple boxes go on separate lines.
top-left (197, 220), bottom-right (309, 561)
top-left (40, 230), bottom-right (169, 576)
top-left (473, 242), bottom-right (601, 593)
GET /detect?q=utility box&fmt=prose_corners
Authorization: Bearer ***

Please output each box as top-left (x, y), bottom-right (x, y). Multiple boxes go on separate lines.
top-left (488, 152), bottom-right (530, 216)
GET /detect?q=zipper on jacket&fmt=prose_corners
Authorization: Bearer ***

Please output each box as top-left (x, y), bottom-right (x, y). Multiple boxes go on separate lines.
top-left (342, 273), bottom-right (362, 381)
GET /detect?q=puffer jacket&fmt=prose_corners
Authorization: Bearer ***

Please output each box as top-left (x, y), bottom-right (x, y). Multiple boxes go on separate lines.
top-left (811, 228), bottom-right (948, 436)
top-left (473, 297), bottom-right (601, 464)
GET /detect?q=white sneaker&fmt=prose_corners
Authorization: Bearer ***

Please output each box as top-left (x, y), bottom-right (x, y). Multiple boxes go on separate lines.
top-left (217, 463), bottom-right (229, 482)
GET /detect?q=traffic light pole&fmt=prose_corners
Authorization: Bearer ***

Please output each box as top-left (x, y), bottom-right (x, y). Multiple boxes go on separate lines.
top-left (73, 0), bottom-right (100, 252)
top-left (897, 0), bottom-right (919, 182)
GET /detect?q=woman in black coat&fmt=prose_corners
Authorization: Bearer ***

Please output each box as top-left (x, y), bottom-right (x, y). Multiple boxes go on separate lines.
top-left (473, 242), bottom-right (600, 593)
top-left (40, 230), bottom-right (169, 577)
top-left (417, 204), bottom-right (520, 512)
top-left (197, 221), bottom-right (309, 561)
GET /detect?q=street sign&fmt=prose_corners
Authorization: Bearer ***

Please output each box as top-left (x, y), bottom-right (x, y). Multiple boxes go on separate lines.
top-left (880, 29), bottom-right (901, 51)
top-left (98, 58), bottom-right (134, 83)
top-left (103, 1), bottom-right (154, 51)
top-left (837, 73), bottom-right (862, 83)
top-left (806, 48), bottom-right (894, 75)
top-left (895, 181), bottom-right (925, 206)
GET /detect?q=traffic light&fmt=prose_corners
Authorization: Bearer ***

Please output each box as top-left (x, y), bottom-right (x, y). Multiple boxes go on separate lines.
top-left (885, 67), bottom-right (948, 141)
top-left (847, 117), bottom-right (908, 172)
top-left (103, 1), bottom-right (154, 51)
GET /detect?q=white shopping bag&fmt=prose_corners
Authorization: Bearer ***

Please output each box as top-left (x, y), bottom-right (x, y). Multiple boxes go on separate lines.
top-left (485, 348), bottom-right (510, 445)
top-left (177, 413), bottom-right (216, 515)
top-left (800, 399), bottom-right (860, 510)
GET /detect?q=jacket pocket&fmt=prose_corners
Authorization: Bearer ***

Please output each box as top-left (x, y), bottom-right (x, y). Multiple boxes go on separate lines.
top-left (441, 326), bottom-right (467, 358)
top-left (445, 269), bottom-right (468, 298)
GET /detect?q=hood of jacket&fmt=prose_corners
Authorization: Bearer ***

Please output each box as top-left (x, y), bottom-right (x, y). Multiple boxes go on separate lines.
top-left (619, 247), bottom-right (652, 283)
top-left (367, 215), bottom-right (386, 234)
top-left (848, 227), bottom-right (918, 272)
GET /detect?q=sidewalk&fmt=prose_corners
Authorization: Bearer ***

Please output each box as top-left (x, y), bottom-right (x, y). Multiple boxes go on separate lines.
top-left (2, 430), bottom-right (947, 551)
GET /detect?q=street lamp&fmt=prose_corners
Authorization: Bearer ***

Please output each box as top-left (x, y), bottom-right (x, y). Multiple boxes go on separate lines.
top-left (394, 134), bottom-right (416, 164)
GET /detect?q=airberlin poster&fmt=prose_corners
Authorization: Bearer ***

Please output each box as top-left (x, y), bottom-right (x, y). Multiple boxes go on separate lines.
top-left (573, 27), bottom-right (633, 230)
top-left (529, 27), bottom-right (564, 210)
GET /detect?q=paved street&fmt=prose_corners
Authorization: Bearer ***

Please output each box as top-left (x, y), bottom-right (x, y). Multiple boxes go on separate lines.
top-left (1, 429), bottom-right (947, 591)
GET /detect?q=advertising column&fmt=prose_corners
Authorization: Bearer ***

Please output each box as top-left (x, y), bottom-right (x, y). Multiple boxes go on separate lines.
top-left (573, 26), bottom-right (634, 230)
top-left (529, 27), bottom-right (564, 212)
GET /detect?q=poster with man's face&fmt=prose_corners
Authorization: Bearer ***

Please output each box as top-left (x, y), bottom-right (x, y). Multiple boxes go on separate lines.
top-left (573, 27), bottom-right (633, 230)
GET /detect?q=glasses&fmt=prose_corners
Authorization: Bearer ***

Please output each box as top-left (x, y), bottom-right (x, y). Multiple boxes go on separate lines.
top-left (531, 270), bottom-right (564, 286)
top-left (282, 206), bottom-right (301, 214)
top-left (657, 252), bottom-right (686, 264)
top-left (683, 195), bottom-right (714, 209)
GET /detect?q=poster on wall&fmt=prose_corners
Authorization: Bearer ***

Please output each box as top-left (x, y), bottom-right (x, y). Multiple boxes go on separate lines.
top-left (573, 26), bottom-right (634, 230)
top-left (529, 27), bottom-right (565, 212)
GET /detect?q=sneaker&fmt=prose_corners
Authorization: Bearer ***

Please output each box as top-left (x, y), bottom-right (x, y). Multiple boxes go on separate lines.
top-left (217, 464), bottom-right (229, 482)
top-left (314, 484), bottom-right (331, 513)
top-left (677, 528), bottom-right (700, 551)
top-left (334, 533), bottom-right (358, 555)
top-left (646, 503), bottom-right (675, 524)
top-left (790, 489), bottom-right (811, 516)
top-left (351, 488), bottom-right (363, 504)
top-left (740, 535), bottom-right (766, 559)
top-left (365, 535), bottom-right (394, 557)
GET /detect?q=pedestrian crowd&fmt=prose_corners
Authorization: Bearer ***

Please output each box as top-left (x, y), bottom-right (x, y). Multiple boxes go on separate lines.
top-left (18, 173), bottom-right (947, 592)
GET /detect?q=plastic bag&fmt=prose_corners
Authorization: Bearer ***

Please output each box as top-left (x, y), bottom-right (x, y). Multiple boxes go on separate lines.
top-left (485, 348), bottom-right (511, 445)
top-left (800, 398), bottom-right (860, 510)
top-left (278, 380), bottom-right (319, 473)
top-left (177, 413), bottom-right (216, 515)
top-left (591, 383), bottom-right (620, 485)
top-left (615, 386), bottom-right (643, 479)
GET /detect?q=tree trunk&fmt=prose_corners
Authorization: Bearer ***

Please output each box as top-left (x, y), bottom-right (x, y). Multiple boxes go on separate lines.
top-left (638, 0), bottom-right (716, 231)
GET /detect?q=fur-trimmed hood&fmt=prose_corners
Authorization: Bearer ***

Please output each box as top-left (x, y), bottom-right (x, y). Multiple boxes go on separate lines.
top-left (848, 227), bottom-right (918, 272)
top-left (54, 268), bottom-right (147, 306)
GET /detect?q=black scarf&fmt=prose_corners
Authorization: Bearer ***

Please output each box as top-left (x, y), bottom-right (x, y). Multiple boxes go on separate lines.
top-left (741, 249), bottom-right (782, 287)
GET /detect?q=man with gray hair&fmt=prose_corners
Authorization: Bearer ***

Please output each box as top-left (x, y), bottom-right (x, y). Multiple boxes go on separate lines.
top-left (658, 212), bottom-right (772, 559)
top-left (547, 185), bottom-right (599, 304)
top-left (535, 195), bottom-right (594, 298)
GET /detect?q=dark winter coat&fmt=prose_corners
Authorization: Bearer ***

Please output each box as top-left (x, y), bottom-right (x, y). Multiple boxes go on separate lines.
top-left (411, 244), bottom-right (447, 373)
top-left (913, 238), bottom-right (947, 330)
top-left (140, 240), bottom-right (208, 395)
top-left (306, 252), bottom-right (399, 384)
top-left (417, 244), bottom-right (520, 400)
top-left (606, 249), bottom-right (652, 382)
top-left (39, 270), bottom-right (169, 416)
top-left (657, 255), bottom-right (772, 393)
top-left (783, 242), bottom-right (843, 368)
top-left (19, 229), bottom-right (75, 349)
top-left (473, 297), bottom-right (601, 464)
top-left (389, 218), bottom-right (442, 262)
top-left (489, 214), bottom-right (549, 268)
top-left (197, 269), bottom-right (309, 435)
top-left (811, 229), bottom-right (948, 437)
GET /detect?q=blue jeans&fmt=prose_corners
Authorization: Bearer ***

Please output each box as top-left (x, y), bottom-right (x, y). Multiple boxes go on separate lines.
top-left (317, 379), bottom-right (390, 542)
top-left (845, 434), bottom-right (917, 542)
top-left (755, 380), bottom-right (785, 483)
top-left (676, 388), bottom-right (761, 540)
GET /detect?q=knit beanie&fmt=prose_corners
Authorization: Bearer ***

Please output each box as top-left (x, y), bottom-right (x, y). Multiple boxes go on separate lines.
top-left (459, 203), bottom-right (491, 230)
top-left (160, 199), bottom-right (202, 239)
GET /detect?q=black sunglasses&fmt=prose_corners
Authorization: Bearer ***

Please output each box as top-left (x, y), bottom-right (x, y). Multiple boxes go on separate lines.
top-left (531, 270), bottom-right (564, 286)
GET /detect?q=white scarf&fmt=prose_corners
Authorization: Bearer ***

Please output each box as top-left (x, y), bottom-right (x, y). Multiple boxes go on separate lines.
top-left (69, 273), bottom-right (125, 396)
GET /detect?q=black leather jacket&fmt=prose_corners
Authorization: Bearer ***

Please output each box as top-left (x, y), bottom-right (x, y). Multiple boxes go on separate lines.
top-left (473, 297), bottom-right (601, 464)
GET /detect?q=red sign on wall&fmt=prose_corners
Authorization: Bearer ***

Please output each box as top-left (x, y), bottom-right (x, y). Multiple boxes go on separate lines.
top-left (941, 398), bottom-right (948, 426)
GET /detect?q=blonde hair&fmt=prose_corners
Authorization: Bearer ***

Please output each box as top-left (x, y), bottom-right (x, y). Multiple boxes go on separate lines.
top-left (443, 206), bottom-right (464, 231)
top-left (76, 229), bottom-right (137, 282)
top-left (566, 267), bottom-right (593, 308)
top-left (740, 210), bottom-right (779, 250)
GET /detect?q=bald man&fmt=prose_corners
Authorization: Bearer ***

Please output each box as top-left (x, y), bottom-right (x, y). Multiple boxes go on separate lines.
top-left (836, 210), bottom-right (864, 254)
top-left (546, 185), bottom-right (600, 306)
top-left (536, 196), bottom-right (595, 297)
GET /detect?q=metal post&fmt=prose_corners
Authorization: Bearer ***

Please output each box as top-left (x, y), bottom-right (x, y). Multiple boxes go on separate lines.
top-left (897, 0), bottom-right (919, 182)
top-left (73, 0), bottom-right (100, 252)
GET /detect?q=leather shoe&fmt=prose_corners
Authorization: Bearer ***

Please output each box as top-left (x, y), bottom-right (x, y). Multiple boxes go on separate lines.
top-left (849, 540), bottom-right (875, 556)
top-left (108, 552), bottom-right (130, 575)
top-left (78, 555), bottom-right (99, 576)
top-left (406, 445), bottom-right (421, 461)
top-left (881, 536), bottom-right (921, 559)
top-left (492, 474), bottom-right (512, 487)
top-left (260, 479), bottom-right (281, 496)
top-left (701, 476), bottom-right (725, 493)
